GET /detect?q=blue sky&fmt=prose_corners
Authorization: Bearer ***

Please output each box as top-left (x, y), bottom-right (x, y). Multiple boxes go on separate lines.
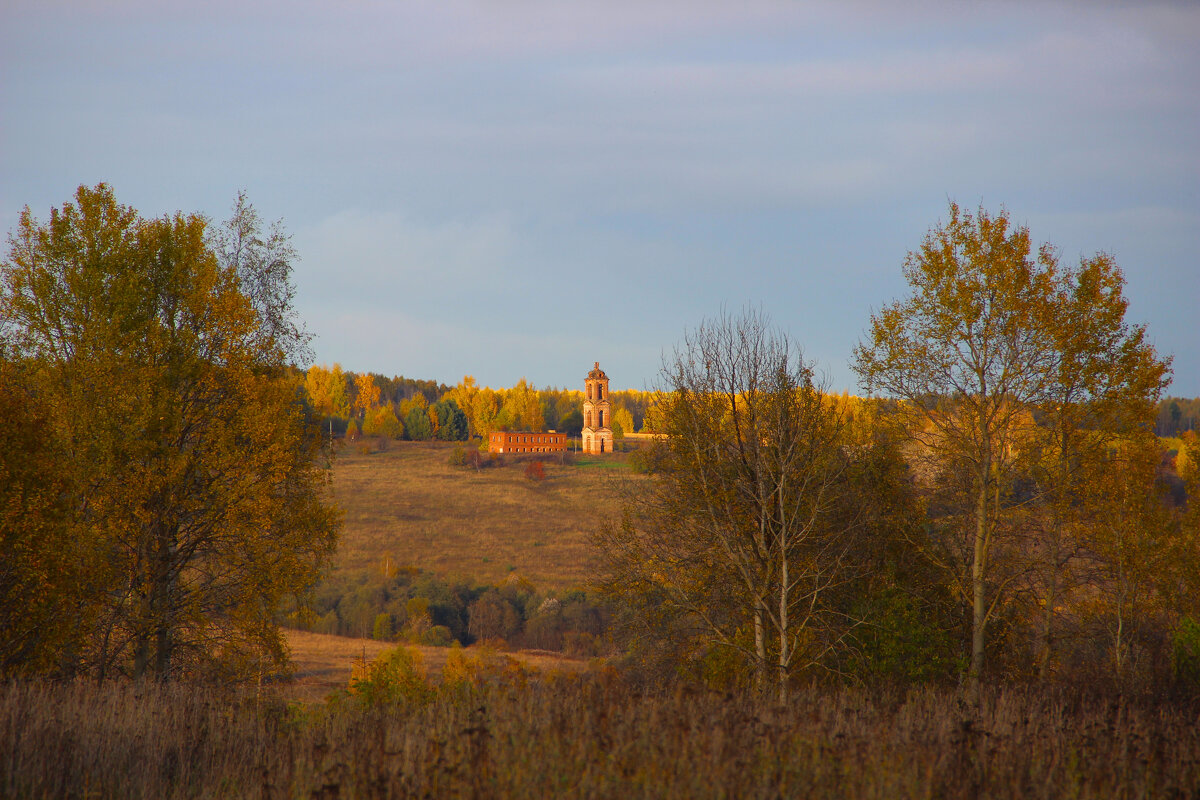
top-left (3, 1), bottom-right (1197, 394)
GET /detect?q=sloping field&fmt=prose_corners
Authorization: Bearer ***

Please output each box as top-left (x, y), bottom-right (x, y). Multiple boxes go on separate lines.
top-left (326, 441), bottom-right (642, 590)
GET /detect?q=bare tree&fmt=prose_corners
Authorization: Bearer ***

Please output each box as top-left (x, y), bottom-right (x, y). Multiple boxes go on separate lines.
top-left (597, 310), bottom-right (864, 701)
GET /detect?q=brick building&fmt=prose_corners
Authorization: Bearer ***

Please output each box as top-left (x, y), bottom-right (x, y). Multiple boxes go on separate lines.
top-left (582, 361), bottom-right (613, 454)
top-left (487, 430), bottom-right (568, 454)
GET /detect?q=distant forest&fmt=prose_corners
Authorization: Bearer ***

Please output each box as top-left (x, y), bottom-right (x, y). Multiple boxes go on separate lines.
top-left (324, 366), bottom-right (1199, 443)
top-left (1156, 397), bottom-right (1200, 436)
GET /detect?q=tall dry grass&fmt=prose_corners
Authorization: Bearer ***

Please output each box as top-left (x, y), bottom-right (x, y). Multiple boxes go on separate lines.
top-left (4, 677), bottom-right (1199, 799)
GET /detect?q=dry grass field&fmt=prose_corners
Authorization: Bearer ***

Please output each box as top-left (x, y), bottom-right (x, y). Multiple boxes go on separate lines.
top-left (284, 629), bottom-right (586, 703)
top-left (8, 676), bottom-right (1199, 799)
top-left (326, 440), bottom-right (642, 590)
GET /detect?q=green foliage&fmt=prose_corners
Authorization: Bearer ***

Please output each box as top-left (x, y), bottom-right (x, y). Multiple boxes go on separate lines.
top-left (611, 405), bottom-right (634, 440)
top-left (1172, 617), bottom-right (1200, 687)
top-left (557, 409), bottom-right (583, 436)
top-left (848, 589), bottom-right (962, 684)
top-left (433, 399), bottom-right (470, 440)
top-left (300, 568), bottom-right (608, 652)
top-left (404, 406), bottom-right (433, 440)
top-left (371, 613), bottom-right (394, 641)
top-left (419, 625), bottom-right (455, 647)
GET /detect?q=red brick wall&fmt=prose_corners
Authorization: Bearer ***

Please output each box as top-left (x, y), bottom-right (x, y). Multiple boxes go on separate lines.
top-left (487, 430), bottom-right (569, 454)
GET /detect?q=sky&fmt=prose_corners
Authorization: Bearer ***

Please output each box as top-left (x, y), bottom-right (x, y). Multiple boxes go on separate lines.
top-left (3, 0), bottom-right (1198, 394)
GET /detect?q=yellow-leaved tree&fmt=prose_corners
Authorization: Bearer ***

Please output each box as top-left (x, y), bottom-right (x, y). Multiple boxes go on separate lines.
top-left (353, 372), bottom-right (381, 418)
top-left (0, 185), bottom-right (340, 681)
top-left (852, 202), bottom-right (1170, 691)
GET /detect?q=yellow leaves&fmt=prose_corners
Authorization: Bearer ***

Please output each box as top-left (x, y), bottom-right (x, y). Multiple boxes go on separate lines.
top-left (362, 403), bottom-right (404, 439)
top-left (353, 372), bottom-right (381, 415)
top-left (305, 363), bottom-right (350, 419)
top-left (1, 185), bottom-right (341, 679)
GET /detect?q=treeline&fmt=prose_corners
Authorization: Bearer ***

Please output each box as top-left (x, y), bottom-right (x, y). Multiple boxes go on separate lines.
top-left (1157, 396), bottom-right (1200, 436)
top-left (302, 366), bottom-right (658, 445)
top-left (298, 569), bottom-right (608, 657)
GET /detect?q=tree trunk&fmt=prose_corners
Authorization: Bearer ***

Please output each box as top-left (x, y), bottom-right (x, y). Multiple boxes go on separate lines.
top-left (968, 472), bottom-right (988, 695)
top-left (754, 604), bottom-right (766, 691)
top-left (778, 548), bottom-right (789, 705)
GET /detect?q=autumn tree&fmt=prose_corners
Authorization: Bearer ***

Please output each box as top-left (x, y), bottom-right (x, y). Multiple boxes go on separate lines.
top-left (853, 202), bottom-right (1170, 690)
top-left (611, 405), bottom-right (635, 441)
top-left (353, 372), bottom-right (381, 418)
top-left (362, 403), bottom-right (404, 439)
top-left (208, 191), bottom-right (310, 364)
top-left (470, 387), bottom-right (502, 441)
top-left (445, 376), bottom-right (480, 434)
top-left (0, 184), bottom-right (339, 680)
top-left (1024, 253), bottom-right (1170, 679)
top-left (0, 352), bottom-right (82, 676)
top-left (501, 378), bottom-right (545, 432)
top-left (598, 310), bottom-right (881, 701)
top-left (306, 363), bottom-right (351, 421)
top-left (1084, 434), bottom-right (1186, 682)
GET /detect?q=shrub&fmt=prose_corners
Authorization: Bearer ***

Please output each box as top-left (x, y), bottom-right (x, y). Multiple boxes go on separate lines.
top-left (420, 625), bottom-right (455, 647)
top-left (345, 646), bottom-right (433, 707)
top-left (525, 460), bottom-right (546, 482)
top-left (1173, 616), bottom-right (1200, 688)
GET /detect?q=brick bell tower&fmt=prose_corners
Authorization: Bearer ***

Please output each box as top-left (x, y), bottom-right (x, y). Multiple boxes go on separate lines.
top-left (582, 362), bottom-right (613, 454)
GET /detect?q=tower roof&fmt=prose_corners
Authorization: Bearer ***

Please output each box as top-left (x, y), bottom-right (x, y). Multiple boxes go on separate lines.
top-left (587, 361), bottom-right (608, 380)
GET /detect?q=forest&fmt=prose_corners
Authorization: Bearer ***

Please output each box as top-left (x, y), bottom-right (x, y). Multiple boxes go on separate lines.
top-left (3, 188), bottom-right (1200, 797)
top-left (303, 362), bottom-right (655, 443)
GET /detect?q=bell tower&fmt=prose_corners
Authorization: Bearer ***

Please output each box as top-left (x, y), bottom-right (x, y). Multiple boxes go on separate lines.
top-left (582, 362), bottom-right (612, 454)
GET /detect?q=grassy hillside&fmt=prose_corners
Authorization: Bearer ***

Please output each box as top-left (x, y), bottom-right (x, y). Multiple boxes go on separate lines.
top-left (326, 441), bottom-right (642, 591)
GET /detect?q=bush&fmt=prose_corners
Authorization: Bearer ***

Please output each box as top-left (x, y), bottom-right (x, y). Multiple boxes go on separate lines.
top-left (420, 625), bottom-right (455, 647)
top-left (1173, 617), bottom-right (1200, 688)
top-left (525, 460), bottom-right (546, 481)
top-left (344, 646), bottom-right (432, 707)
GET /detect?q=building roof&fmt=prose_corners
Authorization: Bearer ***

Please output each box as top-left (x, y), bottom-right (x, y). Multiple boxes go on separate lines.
top-left (587, 361), bottom-right (608, 380)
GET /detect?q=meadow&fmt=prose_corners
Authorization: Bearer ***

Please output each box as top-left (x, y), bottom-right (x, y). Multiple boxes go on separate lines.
top-left (326, 441), bottom-right (641, 590)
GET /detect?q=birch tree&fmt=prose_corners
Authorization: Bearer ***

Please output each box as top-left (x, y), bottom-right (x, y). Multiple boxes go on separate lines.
top-left (853, 202), bottom-right (1170, 690)
top-left (598, 310), bottom-right (867, 701)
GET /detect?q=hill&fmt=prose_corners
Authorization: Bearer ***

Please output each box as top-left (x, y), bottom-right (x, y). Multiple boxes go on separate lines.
top-left (326, 440), bottom-right (642, 591)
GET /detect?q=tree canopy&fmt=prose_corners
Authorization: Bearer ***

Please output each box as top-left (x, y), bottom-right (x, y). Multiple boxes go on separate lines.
top-left (0, 184), bottom-right (339, 681)
top-left (853, 202), bottom-right (1171, 689)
